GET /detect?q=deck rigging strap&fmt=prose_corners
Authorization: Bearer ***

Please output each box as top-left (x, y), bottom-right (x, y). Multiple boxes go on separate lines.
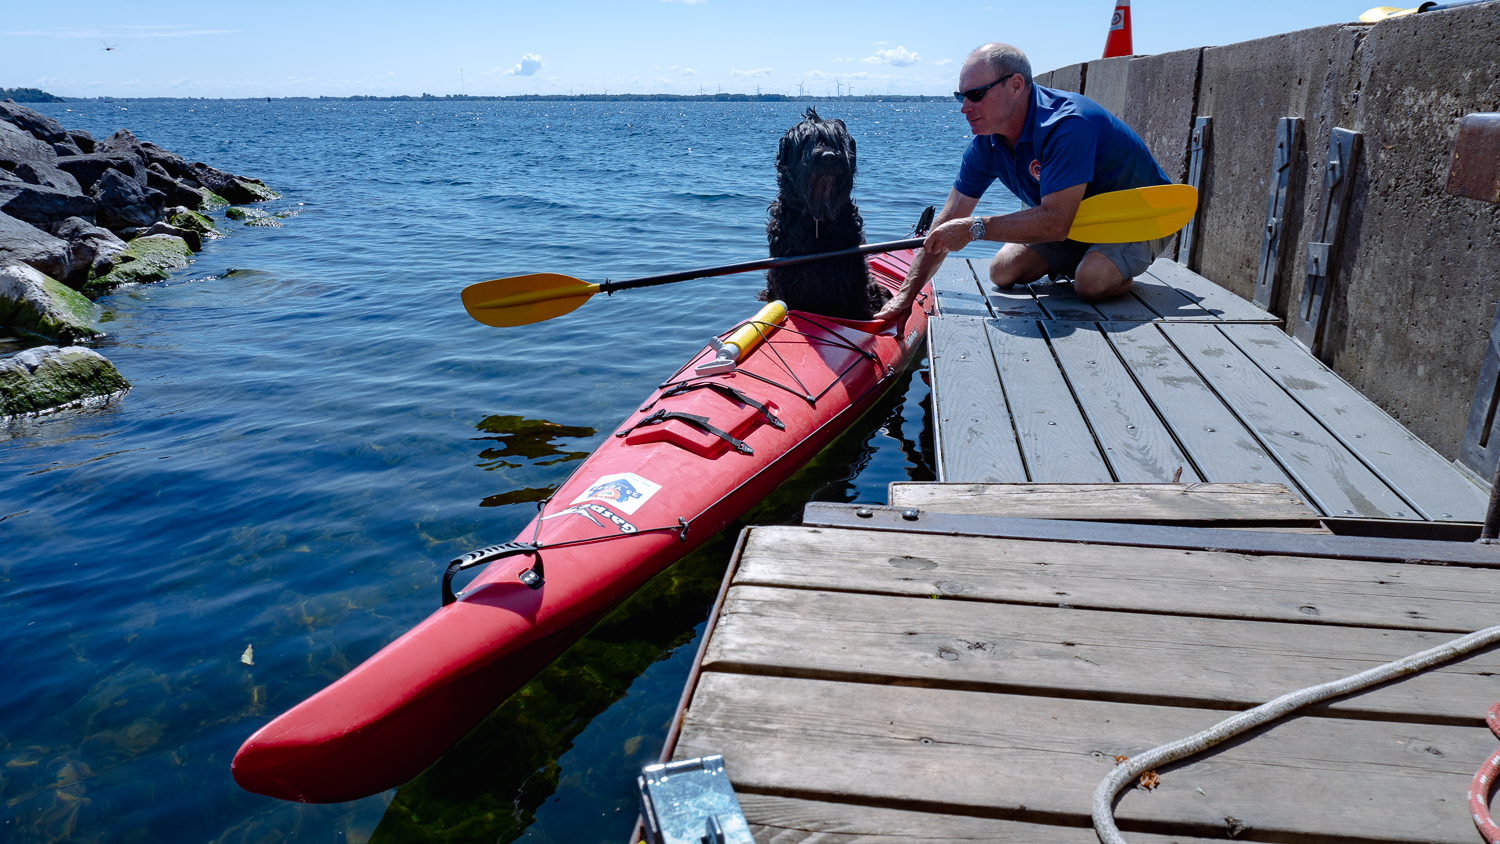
top-left (1091, 622), bottom-right (1500, 844)
top-left (640, 382), bottom-right (785, 430)
top-left (614, 409), bottom-right (754, 455)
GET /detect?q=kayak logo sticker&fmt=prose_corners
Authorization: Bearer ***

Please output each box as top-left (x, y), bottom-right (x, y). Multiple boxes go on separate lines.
top-left (571, 472), bottom-right (661, 515)
top-left (542, 503), bottom-right (638, 534)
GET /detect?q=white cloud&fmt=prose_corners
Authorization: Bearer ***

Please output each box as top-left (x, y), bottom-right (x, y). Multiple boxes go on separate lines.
top-left (680, 67), bottom-right (697, 76)
top-left (731, 67), bottom-right (773, 78)
top-left (876, 40), bottom-right (887, 45)
top-left (487, 53), bottom-right (544, 76)
top-left (863, 46), bottom-right (920, 67)
top-left (934, 58), bottom-right (953, 66)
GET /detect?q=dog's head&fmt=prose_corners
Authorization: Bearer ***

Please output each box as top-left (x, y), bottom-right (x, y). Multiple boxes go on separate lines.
top-left (776, 107), bottom-right (857, 220)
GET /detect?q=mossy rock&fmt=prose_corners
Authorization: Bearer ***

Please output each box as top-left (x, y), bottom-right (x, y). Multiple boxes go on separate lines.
top-left (85, 234), bottom-right (193, 294)
top-left (236, 180), bottom-right (280, 202)
top-left (225, 206), bottom-right (248, 220)
top-left (0, 264), bottom-right (101, 342)
top-left (245, 216), bottom-right (283, 228)
top-left (1, 345), bottom-right (130, 416)
top-left (168, 208), bottom-right (220, 238)
top-left (199, 190), bottom-right (230, 211)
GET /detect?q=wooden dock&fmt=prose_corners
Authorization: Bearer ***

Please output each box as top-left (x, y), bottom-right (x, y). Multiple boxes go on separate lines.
top-left (665, 489), bottom-right (1500, 843)
top-left (925, 257), bottom-right (1488, 524)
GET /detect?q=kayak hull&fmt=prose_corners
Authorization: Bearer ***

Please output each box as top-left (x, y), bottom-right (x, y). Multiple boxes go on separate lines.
top-left (233, 252), bottom-right (931, 802)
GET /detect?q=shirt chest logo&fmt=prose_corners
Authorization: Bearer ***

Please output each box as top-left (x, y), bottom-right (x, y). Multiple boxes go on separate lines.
top-left (1029, 159), bottom-right (1041, 180)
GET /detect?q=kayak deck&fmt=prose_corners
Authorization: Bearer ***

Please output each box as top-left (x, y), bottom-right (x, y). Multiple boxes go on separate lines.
top-left (231, 251), bottom-right (931, 803)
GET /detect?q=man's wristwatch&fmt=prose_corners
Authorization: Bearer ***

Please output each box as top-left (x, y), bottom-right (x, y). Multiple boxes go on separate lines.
top-left (968, 216), bottom-right (986, 242)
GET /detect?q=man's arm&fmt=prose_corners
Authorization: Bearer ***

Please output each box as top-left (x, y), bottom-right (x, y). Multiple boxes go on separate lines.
top-left (873, 184), bottom-right (1086, 321)
top-left (872, 188), bottom-right (978, 321)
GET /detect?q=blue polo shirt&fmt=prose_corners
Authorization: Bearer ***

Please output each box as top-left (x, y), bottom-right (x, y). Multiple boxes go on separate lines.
top-left (954, 84), bottom-right (1168, 207)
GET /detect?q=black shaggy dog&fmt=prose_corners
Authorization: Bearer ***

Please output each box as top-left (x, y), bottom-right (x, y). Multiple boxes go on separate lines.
top-left (762, 108), bottom-right (890, 320)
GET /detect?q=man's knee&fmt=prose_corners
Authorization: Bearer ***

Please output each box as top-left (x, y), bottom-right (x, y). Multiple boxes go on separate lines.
top-left (988, 244), bottom-right (1046, 288)
top-left (1074, 251), bottom-right (1130, 302)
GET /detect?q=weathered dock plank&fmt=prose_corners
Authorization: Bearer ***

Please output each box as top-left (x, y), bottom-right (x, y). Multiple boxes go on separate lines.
top-left (1044, 322), bottom-right (1202, 482)
top-left (985, 285), bottom-right (1049, 319)
top-left (1160, 322), bottom-right (1413, 519)
top-left (985, 319), bottom-right (1112, 482)
top-left (676, 673), bottom-right (1489, 844)
top-left (887, 482), bottom-right (1319, 523)
top-left (1092, 288), bottom-right (1165, 322)
top-left (738, 794), bottom-right (1215, 843)
top-left (1027, 280), bottom-right (1109, 321)
top-left (732, 526), bottom-right (1500, 633)
top-left (927, 315), bottom-right (1026, 482)
top-left (705, 585), bottom-right (1500, 723)
top-left (1225, 323), bottom-right (1488, 522)
top-left (1145, 257), bottom-right (1279, 322)
top-left (1102, 322), bottom-right (1304, 489)
top-left (930, 259), bottom-right (992, 318)
top-left (1126, 273), bottom-right (1218, 321)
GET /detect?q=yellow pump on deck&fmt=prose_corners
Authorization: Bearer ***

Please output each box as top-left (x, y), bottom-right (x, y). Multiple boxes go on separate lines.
top-left (694, 300), bottom-right (787, 376)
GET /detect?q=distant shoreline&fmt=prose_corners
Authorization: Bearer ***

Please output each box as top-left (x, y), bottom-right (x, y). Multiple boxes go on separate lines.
top-left (31, 93), bottom-right (950, 104)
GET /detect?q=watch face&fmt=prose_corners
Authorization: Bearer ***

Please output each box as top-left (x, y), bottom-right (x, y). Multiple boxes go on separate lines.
top-left (970, 219), bottom-right (984, 239)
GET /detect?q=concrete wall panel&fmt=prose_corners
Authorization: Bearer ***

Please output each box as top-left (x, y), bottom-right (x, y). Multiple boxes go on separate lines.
top-left (1326, 4), bottom-right (1500, 459)
top-left (1083, 55), bottom-right (1134, 118)
top-left (1120, 48), bottom-right (1205, 258)
top-left (1050, 63), bottom-right (1086, 94)
top-left (1034, 70), bottom-right (1054, 88)
top-left (1192, 24), bottom-right (1366, 304)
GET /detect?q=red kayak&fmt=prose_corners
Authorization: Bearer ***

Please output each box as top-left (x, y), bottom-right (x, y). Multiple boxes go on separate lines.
top-left (232, 251), bottom-right (932, 803)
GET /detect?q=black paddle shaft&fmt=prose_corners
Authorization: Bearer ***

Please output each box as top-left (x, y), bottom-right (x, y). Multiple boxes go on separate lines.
top-left (596, 237), bottom-right (926, 295)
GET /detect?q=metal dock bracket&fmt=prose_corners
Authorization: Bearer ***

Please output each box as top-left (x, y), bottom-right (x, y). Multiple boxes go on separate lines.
top-left (1253, 117), bottom-right (1303, 311)
top-left (1177, 116), bottom-right (1211, 271)
top-left (1292, 127), bottom-right (1362, 357)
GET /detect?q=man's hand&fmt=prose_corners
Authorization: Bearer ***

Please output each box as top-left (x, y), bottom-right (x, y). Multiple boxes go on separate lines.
top-left (922, 217), bottom-right (980, 255)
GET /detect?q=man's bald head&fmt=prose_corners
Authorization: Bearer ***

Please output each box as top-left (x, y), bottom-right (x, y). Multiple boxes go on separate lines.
top-left (963, 43), bottom-right (1032, 88)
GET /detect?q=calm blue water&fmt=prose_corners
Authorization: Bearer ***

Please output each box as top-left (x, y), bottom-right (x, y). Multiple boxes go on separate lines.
top-left (1, 99), bottom-right (1015, 843)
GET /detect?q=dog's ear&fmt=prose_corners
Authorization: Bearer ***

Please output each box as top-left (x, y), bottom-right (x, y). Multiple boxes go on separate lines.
top-left (777, 132), bottom-right (795, 170)
top-left (803, 106), bottom-right (819, 123)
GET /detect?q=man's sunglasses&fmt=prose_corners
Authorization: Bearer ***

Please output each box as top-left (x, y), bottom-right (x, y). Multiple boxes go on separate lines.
top-left (953, 73), bottom-right (1018, 103)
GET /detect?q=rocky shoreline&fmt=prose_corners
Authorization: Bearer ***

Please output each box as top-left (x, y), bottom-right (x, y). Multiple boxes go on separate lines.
top-left (0, 99), bottom-right (281, 417)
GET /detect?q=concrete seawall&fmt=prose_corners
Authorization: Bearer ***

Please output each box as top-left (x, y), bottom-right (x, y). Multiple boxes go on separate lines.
top-left (1039, 2), bottom-right (1500, 464)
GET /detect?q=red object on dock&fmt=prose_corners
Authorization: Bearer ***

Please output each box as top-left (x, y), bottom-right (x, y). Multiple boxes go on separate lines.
top-left (231, 253), bottom-right (932, 804)
top-left (1103, 0), bottom-right (1133, 58)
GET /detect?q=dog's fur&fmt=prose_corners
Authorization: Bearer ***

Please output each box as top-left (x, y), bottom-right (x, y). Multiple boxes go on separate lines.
top-left (762, 108), bottom-right (889, 320)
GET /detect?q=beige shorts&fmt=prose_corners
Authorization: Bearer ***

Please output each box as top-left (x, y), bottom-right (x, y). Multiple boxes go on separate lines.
top-left (1026, 238), bottom-right (1163, 281)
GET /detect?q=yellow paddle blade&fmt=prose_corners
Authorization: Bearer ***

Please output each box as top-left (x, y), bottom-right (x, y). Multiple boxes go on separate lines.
top-left (460, 273), bottom-right (601, 327)
top-left (1068, 183), bottom-right (1199, 244)
top-left (1359, 5), bottom-right (1417, 21)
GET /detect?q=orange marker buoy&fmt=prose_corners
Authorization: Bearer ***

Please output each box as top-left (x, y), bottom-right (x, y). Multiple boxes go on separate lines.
top-left (1103, 0), bottom-right (1133, 58)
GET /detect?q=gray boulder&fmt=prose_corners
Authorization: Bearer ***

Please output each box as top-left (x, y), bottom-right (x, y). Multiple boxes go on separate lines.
top-left (0, 168), bottom-right (19, 183)
top-left (52, 139), bottom-right (84, 157)
top-left (138, 221), bottom-right (201, 252)
top-left (0, 264), bottom-right (100, 341)
top-left (140, 141), bottom-right (191, 179)
top-left (67, 130), bottom-right (95, 154)
top-left (0, 120), bottom-right (58, 173)
top-left (0, 182), bottom-right (96, 230)
top-left (91, 168), bottom-right (164, 232)
top-left (97, 129), bottom-right (148, 163)
top-left (0, 100), bottom-right (68, 145)
top-left (188, 161), bottom-right (278, 204)
top-left (146, 163), bottom-right (203, 209)
top-left (15, 161), bottom-right (82, 194)
top-left (54, 217), bottom-right (126, 280)
top-left (0, 213), bottom-right (72, 280)
top-left (55, 152), bottom-right (146, 191)
top-left (0, 344), bottom-right (129, 416)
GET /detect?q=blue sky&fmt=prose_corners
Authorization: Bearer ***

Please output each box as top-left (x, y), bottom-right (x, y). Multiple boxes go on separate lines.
top-left (3, 0), bottom-right (1396, 98)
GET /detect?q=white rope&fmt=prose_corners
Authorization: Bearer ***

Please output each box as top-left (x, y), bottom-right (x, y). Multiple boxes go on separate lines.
top-left (1093, 623), bottom-right (1500, 844)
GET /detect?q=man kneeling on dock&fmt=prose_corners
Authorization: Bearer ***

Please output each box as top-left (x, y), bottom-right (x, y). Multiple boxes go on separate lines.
top-left (876, 43), bottom-right (1169, 318)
